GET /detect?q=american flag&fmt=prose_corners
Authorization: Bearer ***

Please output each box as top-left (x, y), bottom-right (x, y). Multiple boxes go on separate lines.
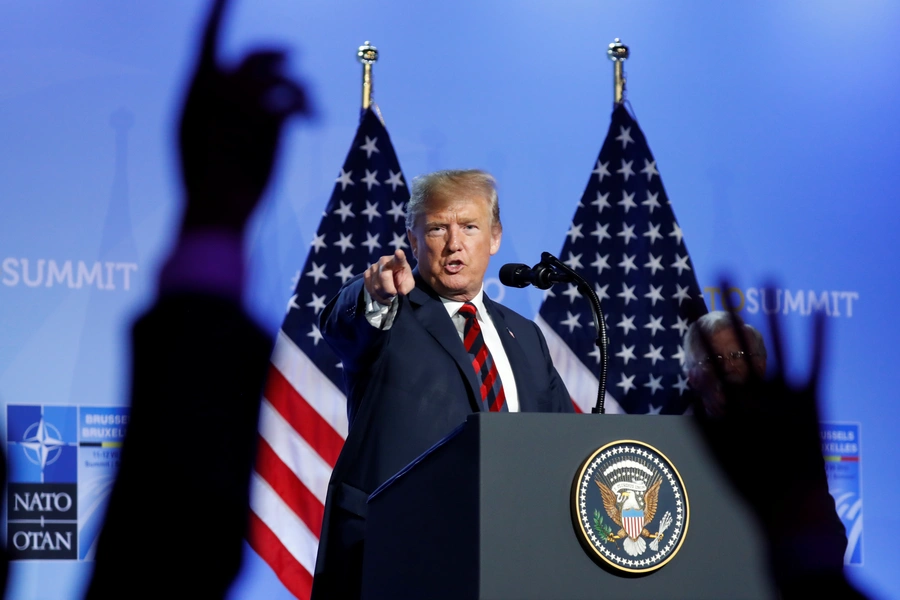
top-left (536, 104), bottom-right (706, 415)
top-left (247, 107), bottom-right (411, 598)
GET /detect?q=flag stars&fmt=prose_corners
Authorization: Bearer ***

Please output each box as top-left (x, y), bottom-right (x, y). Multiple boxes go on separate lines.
top-left (385, 170), bottom-right (405, 191)
top-left (591, 222), bottom-right (611, 243)
top-left (640, 159), bottom-right (659, 181)
top-left (617, 159), bottom-right (635, 182)
top-left (616, 313), bottom-right (636, 335)
top-left (594, 282), bottom-right (610, 302)
top-left (617, 223), bottom-right (637, 245)
top-left (644, 254), bottom-right (664, 276)
top-left (389, 232), bottom-right (408, 251)
top-left (361, 169), bottom-right (381, 190)
top-left (336, 169), bottom-right (354, 190)
top-left (335, 232), bottom-right (355, 254)
top-left (361, 200), bottom-right (381, 222)
top-left (334, 201), bottom-right (355, 222)
top-left (591, 252), bottom-right (610, 274)
top-left (644, 315), bottom-right (665, 337)
top-left (618, 253), bottom-right (638, 275)
top-left (362, 232), bottom-right (381, 253)
top-left (672, 315), bottom-right (690, 336)
top-left (562, 283), bottom-right (581, 304)
top-left (643, 222), bottom-right (663, 245)
top-left (593, 160), bottom-right (611, 182)
top-left (644, 375), bottom-right (664, 395)
top-left (359, 136), bottom-right (379, 158)
top-left (616, 373), bottom-right (637, 394)
top-left (616, 344), bottom-right (637, 365)
top-left (560, 311), bottom-right (583, 333)
top-left (673, 374), bottom-right (689, 395)
top-left (616, 126), bottom-right (634, 149)
top-left (672, 284), bottom-right (691, 305)
top-left (644, 344), bottom-right (664, 365)
top-left (567, 222), bottom-right (584, 243)
top-left (564, 252), bottom-right (583, 270)
top-left (618, 191), bottom-right (637, 213)
top-left (671, 254), bottom-right (691, 275)
top-left (335, 263), bottom-right (355, 283)
top-left (310, 233), bottom-right (327, 253)
top-left (669, 223), bottom-right (684, 245)
top-left (308, 324), bottom-right (324, 346)
top-left (671, 345), bottom-right (686, 366)
top-left (306, 262), bottom-right (328, 285)
top-left (645, 400), bottom-right (664, 412)
top-left (387, 200), bottom-right (406, 222)
top-left (617, 283), bottom-right (637, 305)
top-left (642, 191), bottom-right (661, 213)
top-left (644, 284), bottom-right (664, 306)
top-left (588, 346), bottom-right (603, 364)
top-left (592, 191), bottom-right (611, 213)
top-left (307, 293), bottom-right (327, 314)
top-left (286, 294), bottom-right (300, 313)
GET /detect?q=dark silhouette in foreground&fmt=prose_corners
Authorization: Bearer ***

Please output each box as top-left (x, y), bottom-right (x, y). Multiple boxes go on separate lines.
top-left (86, 0), bottom-right (309, 597)
top-left (692, 282), bottom-right (863, 599)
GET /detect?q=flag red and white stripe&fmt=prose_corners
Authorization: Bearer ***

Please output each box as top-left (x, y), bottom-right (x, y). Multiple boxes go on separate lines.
top-left (247, 107), bottom-right (411, 599)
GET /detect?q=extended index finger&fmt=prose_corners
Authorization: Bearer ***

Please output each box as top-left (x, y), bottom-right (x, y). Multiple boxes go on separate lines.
top-left (388, 249), bottom-right (408, 269)
top-left (199, 0), bottom-right (228, 66)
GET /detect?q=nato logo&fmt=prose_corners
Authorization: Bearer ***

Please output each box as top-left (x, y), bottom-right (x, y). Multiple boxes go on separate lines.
top-left (7, 405), bottom-right (79, 559)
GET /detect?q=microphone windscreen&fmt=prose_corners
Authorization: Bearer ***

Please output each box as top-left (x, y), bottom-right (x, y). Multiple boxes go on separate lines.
top-left (499, 263), bottom-right (530, 288)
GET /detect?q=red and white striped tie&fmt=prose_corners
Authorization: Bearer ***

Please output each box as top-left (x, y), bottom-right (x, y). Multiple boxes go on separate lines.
top-left (458, 302), bottom-right (508, 412)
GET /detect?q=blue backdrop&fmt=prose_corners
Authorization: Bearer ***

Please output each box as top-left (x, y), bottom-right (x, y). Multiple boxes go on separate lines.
top-left (1, 1), bottom-right (897, 598)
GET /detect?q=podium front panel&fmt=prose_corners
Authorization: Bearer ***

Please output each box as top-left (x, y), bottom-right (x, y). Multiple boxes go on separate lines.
top-left (365, 413), bottom-right (778, 600)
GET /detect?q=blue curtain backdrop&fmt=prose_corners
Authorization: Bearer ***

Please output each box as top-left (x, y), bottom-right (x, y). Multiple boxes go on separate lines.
top-left (0, 1), bottom-right (897, 598)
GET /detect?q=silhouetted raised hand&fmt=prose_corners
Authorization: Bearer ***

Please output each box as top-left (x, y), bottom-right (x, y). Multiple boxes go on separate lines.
top-left (179, 0), bottom-right (310, 234)
top-left (692, 281), bottom-right (861, 598)
top-left (85, 2), bottom-right (308, 598)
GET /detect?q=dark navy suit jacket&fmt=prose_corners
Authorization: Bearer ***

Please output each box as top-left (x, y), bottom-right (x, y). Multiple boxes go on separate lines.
top-left (311, 272), bottom-right (572, 600)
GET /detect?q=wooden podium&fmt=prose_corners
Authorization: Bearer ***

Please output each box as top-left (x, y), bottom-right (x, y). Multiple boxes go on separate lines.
top-left (362, 413), bottom-right (778, 599)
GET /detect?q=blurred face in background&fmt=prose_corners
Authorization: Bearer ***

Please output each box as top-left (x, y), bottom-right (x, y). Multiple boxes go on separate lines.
top-left (692, 327), bottom-right (767, 417)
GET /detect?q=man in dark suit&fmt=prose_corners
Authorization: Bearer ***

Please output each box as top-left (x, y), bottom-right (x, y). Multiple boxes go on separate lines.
top-left (85, 0), bottom-right (308, 597)
top-left (311, 169), bottom-right (573, 600)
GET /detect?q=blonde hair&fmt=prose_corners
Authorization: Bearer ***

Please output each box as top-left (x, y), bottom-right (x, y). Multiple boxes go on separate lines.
top-left (406, 169), bottom-right (501, 230)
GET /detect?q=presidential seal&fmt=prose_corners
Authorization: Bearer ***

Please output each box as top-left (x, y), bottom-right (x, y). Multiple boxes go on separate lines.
top-left (572, 440), bottom-right (688, 574)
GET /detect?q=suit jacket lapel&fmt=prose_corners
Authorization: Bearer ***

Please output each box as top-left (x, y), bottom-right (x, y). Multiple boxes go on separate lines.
top-left (407, 273), bottom-right (483, 412)
top-left (483, 296), bottom-right (541, 412)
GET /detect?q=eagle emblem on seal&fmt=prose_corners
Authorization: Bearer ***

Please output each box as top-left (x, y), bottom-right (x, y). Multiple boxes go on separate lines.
top-left (596, 476), bottom-right (669, 556)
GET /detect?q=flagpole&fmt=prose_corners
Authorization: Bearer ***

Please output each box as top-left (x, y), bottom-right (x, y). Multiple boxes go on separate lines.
top-left (358, 41), bottom-right (378, 110)
top-left (607, 38), bottom-right (629, 106)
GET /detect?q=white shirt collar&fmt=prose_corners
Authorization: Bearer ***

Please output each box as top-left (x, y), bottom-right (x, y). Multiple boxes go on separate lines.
top-left (439, 285), bottom-right (486, 319)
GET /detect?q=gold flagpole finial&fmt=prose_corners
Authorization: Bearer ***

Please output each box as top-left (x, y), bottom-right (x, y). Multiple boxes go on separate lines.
top-left (607, 38), bottom-right (629, 106)
top-left (357, 41), bottom-right (378, 110)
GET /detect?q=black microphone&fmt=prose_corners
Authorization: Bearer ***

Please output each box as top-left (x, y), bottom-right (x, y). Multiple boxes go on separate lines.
top-left (499, 262), bottom-right (570, 290)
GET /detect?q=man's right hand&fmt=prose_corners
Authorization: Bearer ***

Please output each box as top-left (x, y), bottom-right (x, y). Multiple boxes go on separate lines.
top-left (364, 249), bottom-right (415, 305)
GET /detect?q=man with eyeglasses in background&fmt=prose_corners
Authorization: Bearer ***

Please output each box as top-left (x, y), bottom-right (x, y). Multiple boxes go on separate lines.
top-left (683, 310), bottom-right (768, 417)
top-left (683, 308), bottom-right (849, 583)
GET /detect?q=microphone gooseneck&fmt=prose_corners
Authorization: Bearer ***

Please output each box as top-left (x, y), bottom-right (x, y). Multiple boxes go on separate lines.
top-left (499, 253), bottom-right (609, 414)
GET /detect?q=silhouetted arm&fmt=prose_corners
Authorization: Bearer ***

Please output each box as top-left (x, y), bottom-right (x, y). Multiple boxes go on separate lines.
top-left (692, 281), bottom-right (859, 598)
